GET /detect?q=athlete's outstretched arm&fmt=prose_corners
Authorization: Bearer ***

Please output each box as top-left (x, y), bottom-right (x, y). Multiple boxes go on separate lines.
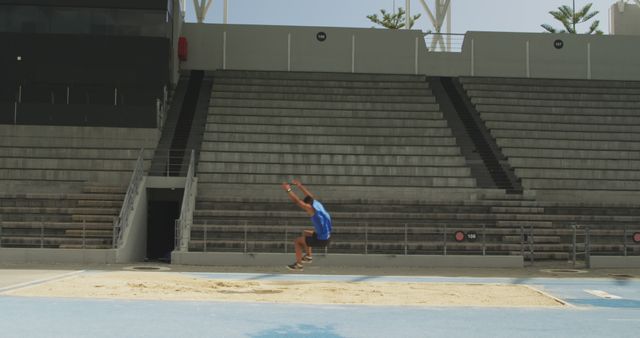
top-left (292, 179), bottom-right (316, 200)
top-left (281, 182), bottom-right (314, 216)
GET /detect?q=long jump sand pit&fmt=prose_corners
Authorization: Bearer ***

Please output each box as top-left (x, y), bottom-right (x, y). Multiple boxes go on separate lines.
top-left (5, 271), bottom-right (565, 307)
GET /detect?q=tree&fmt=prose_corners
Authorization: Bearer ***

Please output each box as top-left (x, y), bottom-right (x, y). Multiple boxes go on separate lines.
top-left (367, 7), bottom-right (421, 29)
top-left (541, 2), bottom-right (603, 34)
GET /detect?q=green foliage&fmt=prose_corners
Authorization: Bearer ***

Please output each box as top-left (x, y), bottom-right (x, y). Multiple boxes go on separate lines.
top-left (541, 3), bottom-right (603, 34)
top-left (367, 7), bottom-right (421, 29)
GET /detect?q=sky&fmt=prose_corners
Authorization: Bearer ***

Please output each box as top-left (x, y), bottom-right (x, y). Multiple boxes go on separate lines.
top-left (183, 0), bottom-right (620, 34)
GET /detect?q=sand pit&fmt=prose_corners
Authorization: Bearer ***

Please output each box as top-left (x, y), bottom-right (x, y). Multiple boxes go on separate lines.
top-left (4, 271), bottom-right (564, 307)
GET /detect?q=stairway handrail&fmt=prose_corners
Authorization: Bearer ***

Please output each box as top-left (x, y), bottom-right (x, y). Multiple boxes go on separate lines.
top-left (175, 149), bottom-right (196, 251)
top-left (112, 148), bottom-right (146, 248)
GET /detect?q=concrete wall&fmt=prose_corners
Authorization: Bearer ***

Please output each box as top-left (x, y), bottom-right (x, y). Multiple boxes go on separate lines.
top-left (181, 23), bottom-right (640, 81)
top-left (610, 2), bottom-right (640, 35)
top-left (115, 177), bottom-right (148, 263)
top-left (171, 252), bottom-right (524, 268)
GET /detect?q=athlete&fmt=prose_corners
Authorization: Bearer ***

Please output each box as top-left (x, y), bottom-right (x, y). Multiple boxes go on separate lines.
top-left (281, 179), bottom-right (332, 271)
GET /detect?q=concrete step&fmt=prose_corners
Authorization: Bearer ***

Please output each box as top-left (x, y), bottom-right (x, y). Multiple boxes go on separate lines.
top-left (460, 76), bottom-right (640, 89)
top-left (209, 107), bottom-right (442, 119)
top-left (207, 115), bottom-right (448, 128)
top-left (461, 82), bottom-right (640, 95)
top-left (198, 152), bottom-right (467, 166)
top-left (0, 147), bottom-right (154, 160)
top-left (0, 206), bottom-right (117, 215)
top-left (492, 129), bottom-right (640, 142)
top-left (490, 206), bottom-right (544, 214)
top-left (202, 132), bottom-right (457, 146)
top-left (212, 77), bottom-right (429, 89)
top-left (486, 121), bottom-right (640, 133)
top-left (211, 98), bottom-right (439, 111)
top-left (0, 158), bottom-right (141, 171)
top-left (522, 178), bottom-right (640, 191)
top-left (196, 173), bottom-right (477, 188)
top-left (205, 123), bottom-right (452, 137)
top-left (503, 148), bottom-right (640, 160)
top-left (480, 111), bottom-right (640, 125)
top-left (211, 91), bottom-right (436, 103)
top-left (473, 97), bottom-right (640, 109)
top-left (466, 89), bottom-right (640, 102)
top-left (476, 104), bottom-right (640, 116)
top-left (212, 83), bottom-right (430, 96)
top-left (214, 70), bottom-right (427, 82)
top-left (516, 168), bottom-right (640, 181)
top-left (197, 163), bottom-right (472, 177)
top-left (200, 142), bottom-right (461, 156)
top-left (496, 138), bottom-right (640, 151)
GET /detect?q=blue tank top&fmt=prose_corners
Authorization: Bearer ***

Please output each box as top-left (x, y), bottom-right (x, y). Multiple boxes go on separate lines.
top-left (310, 200), bottom-right (332, 240)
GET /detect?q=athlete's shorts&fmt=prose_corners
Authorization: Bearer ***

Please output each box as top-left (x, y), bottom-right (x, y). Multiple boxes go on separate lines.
top-left (305, 232), bottom-right (331, 248)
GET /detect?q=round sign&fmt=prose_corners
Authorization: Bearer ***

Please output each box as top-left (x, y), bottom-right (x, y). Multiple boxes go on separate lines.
top-left (554, 39), bottom-right (564, 49)
top-left (633, 232), bottom-right (640, 243)
top-left (466, 231), bottom-right (478, 242)
top-left (316, 32), bottom-right (327, 42)
top-left (454, 231), bottom-right (465, 242)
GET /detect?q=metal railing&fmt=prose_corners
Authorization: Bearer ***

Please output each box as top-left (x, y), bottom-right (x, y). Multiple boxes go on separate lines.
top-left (7, 83), bottom-right (166, 126)
top-left (174, 150), bottom-right (197, 251)
top-left (148, 148), bottom-right (190, 176)
top-left (571, 223), bottom-right (640, 268)
top-left (112, 148), bottom-right (146, 248)
top-left (424, 32), bottom-right (465, 53)
top-left (185, 222), bottom-right (519, 256)
top-left (0, 219), bottom-right (98, 249)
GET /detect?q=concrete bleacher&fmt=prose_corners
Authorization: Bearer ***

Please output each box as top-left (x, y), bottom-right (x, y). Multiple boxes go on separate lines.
top-left (198, 70), bottom-right (477, 199)
top-left (0, 124), bottom-right (159, 248)
top-left (460, 76), bottom-right (640, 201)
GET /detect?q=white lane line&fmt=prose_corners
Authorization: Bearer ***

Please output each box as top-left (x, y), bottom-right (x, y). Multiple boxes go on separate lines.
top-left (523, 285), bottom-right (575, 308)
top-left (0, 270), bottom-right (85, 294)
top-left (584, 289), bottom-right (622, 299)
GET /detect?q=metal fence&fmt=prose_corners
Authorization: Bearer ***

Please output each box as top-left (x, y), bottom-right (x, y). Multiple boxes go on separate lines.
top-left (174, 150), bottom-right (197, 251)
top-left (423, 32), bottom-right (465, 52)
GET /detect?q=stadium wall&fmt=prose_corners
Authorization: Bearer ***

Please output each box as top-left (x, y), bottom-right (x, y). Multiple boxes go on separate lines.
top-left (181, 23), bottom-right (640, 81)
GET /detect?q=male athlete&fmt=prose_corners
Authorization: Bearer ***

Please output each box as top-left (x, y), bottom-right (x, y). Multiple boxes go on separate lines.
top-left (281, 179), bottom-right (332, 271)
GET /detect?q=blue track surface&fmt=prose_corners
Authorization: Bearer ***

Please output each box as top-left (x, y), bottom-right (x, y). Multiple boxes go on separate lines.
top-left (1, 272), bottom-right (639, 338)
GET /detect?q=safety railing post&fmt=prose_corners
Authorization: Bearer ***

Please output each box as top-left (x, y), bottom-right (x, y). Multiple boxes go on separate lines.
top-left (585, 226), bottom-right (591, 268)
top-left (404, 223), bottom-right (408, 256)
top-left (13, 101), bottom-right (17, 124)
top-left (203, 220), bottom-right (208, 252)
top-left (443, 224), bottom-right (447, 256)
top-left (482, 224), bottom-right (486, 256)
top-left (174, 219), bottom-right (180, 250)
top-left (284, 222), bottom-right (288, 254)
top-left (623, 224), bottom-right (628, 257)
top-left (243, 221), bottom-right (248, 254)
top-left (0, 222), bottom-right (3, 248)
top-left (66, 86), bottom-right (70, 104)
top-left (364, 223), bottom-right (368, 255)
top-left (166, 149), bottom-right (170, 177)
top-left (520, 225), bottom-right (524, 258)
top-left (572, 224), bottom-right (577, 267)
top-left (82, 219), bottom-right (86, 249)
top-left (114, 87), bottom-right (118, 106)
top-left (529, 223), bottom-right (534, 264)
top-left (40, 222), bottom-right (44, 248)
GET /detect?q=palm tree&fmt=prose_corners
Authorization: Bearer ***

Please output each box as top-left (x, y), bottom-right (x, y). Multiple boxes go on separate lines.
top-left (541, 2), bottom-right (603, 34)
top-left (367, 7), bottom-right (421, 29)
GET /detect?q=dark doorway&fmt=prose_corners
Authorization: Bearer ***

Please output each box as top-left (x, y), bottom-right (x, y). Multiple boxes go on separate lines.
top-left (146, 188), bottom-right (183, 262)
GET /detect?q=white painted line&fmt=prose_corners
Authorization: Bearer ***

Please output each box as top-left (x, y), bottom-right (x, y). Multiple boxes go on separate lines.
top-left (0, 270), bottom-right (85, 294)
top-left (584, 289), bottom-right (622, 299)
top-left (523, 285), bottom-right (574, 307)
